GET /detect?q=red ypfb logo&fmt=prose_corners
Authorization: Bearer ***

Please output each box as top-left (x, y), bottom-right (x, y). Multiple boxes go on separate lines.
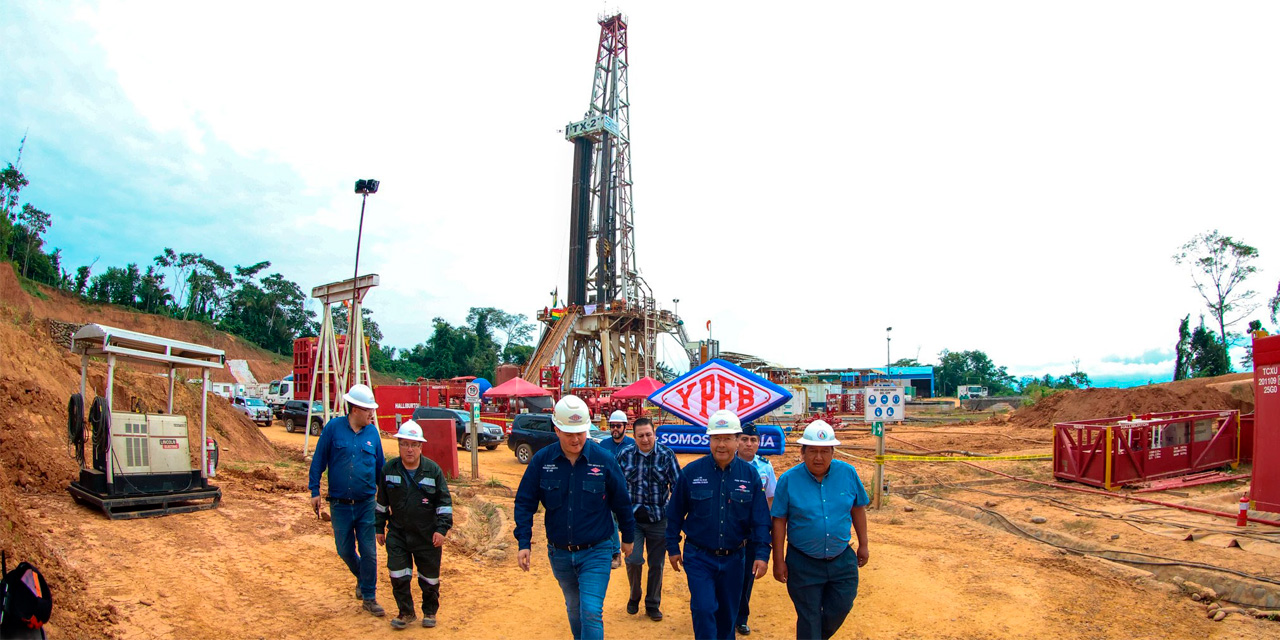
top-left (569, 413), bottom-right (584, 423)
top-left (591, 467), bottom-right (600, 473)
top-left (653, 363), bottom-right (776, 421)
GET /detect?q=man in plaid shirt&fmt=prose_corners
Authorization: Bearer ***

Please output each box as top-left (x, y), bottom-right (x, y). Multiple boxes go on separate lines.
top-left (615, 417), bottom-right (682, 621)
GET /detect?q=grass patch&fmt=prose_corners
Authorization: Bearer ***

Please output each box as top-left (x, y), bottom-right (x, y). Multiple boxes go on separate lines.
top-left (17, 276), bottom-right (48, 300)
top-left (484, 478), bottom-right (505, 488)
top-left (888, 516), bottom-right (903, 525)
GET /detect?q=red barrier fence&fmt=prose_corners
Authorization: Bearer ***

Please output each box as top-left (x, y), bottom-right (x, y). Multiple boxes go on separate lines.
top-left (1053, 410), bottom-right (1240, 490)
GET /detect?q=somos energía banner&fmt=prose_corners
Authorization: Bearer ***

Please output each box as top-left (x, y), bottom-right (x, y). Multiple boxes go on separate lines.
top-left (656, 423), bottom-right (786, 455)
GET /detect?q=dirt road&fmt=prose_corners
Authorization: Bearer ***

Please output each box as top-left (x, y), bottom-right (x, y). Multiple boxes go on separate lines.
top-left (23, 423), bottom-right (1274, 639)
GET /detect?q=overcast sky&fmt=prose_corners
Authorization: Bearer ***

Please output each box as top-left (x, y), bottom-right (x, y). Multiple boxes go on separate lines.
top-left (3, 0), bottom-right (1277, 387)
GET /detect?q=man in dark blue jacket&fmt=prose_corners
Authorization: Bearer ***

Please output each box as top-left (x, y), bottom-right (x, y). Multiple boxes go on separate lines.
top-left (308, 384), bottom-right (387, 616)
top-left (667, 410), bottom-right (771, 640)
top-left (514, 395), bottom-right (635, 640)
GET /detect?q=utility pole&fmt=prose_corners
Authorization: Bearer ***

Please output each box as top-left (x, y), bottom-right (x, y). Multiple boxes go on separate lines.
top-left (874, 326), bottom-right (892, 509)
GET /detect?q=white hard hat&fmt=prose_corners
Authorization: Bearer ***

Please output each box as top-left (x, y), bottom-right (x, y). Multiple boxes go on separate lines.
top-left (705, 409), bottom-right (742, 436)
top-left (608, 410), bottom-right (629, 424)
top-left (552, 395), bottom-right (592, 433)
top-left (343, 381), bottom-right (376, 407)
top-left (797, 420), bottom-right (840, 446)
top-left (394, 420), bottom-right (427, 443)
top-left (343, 383), bottom-right (379, 409)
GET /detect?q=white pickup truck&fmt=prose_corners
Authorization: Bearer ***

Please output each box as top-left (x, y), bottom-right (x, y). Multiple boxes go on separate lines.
top-left (231, 396), bottom-right (273, 427)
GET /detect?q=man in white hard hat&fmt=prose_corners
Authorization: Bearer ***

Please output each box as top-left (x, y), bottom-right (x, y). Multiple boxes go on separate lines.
top-left (376, 421), bottom-right (453, 630)
top-left (770, 420), bottom-right (870, 640)
top-left (513, 395), bottom-right (636, 640)
top-left (666, 409), bottom-right (771, 640)
top-left (597, 409), bottom-right (636, 569)
top-left (308, 383), bottom-right (388, 616)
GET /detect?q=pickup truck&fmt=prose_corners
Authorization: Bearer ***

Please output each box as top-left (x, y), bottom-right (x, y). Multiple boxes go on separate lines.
top-left (231, 396), bottom-right (273, 427)
top-left (410, 407), bottom-right (505, 451)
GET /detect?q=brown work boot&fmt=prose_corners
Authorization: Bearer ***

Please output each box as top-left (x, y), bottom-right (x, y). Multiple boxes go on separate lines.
top-left (362, 599), bottom-right (386, 617)
top-left (421, 615), bottom-right (437, 628)
top-left (390, 613), bottom-right (415, 629)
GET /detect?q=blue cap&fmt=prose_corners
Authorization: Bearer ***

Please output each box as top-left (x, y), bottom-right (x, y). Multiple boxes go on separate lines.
top-left (740, 422), bottom-right (758, 436)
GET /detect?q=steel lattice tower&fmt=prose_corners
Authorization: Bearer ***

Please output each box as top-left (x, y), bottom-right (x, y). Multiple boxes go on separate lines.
top-left (523, 14), bottom-right (698, 389)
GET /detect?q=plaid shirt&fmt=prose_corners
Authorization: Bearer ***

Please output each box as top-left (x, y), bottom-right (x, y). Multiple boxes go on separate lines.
top-left (616, 442), bottom-right (682, 515)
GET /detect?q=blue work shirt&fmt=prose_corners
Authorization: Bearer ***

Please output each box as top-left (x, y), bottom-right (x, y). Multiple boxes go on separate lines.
top-left (771, 459), bottom-right (870, 560)
top-left (308, 416), bottom-right (386, 501)
top-left (596, 435), bottom-right (636, 459)
top-left (666, 455), bottom-right (771, 563)
top-left (514, 440), bottom-right (636, 550)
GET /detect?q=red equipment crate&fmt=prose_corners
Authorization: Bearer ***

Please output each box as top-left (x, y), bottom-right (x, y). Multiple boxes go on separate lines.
top-left (292, 335), bottom-right (349, 403)
top-left (1053, 410), bottom-right (1241, 490)
top-left (1252, 334), bottom-right (1280, 513)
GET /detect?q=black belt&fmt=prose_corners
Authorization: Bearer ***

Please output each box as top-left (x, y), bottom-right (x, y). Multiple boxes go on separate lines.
top-left (328, 497), bottom-right (369, 505)
top-left (691, 541), bottom-right (746, 557)
top-left (789, 543), bottom-right (846, 562)
top-left (551, 539), bottom-right (608, 552)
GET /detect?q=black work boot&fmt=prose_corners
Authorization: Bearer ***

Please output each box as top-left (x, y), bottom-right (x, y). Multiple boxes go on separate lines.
top-left (363, 599), bottom-right (386, 617)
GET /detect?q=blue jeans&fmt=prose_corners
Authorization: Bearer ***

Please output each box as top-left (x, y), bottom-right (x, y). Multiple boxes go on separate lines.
top-left (330, 497), bottom-right (378, 600)
top-left (684, 544), bottom-right (746, 640)
top-left (737, 543), bottom-right (757, 626)
top-left (546, 543), bottom-right (612, 640)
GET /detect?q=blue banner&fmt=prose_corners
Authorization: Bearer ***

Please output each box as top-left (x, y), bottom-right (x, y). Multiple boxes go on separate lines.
top-left (655, 423), bottom-right (786, 456)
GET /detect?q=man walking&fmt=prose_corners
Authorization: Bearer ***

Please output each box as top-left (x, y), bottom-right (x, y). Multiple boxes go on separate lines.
top-left (376, 421), bottom-right (453, 630)
top-left (598, 410), bottom-right (636, 568)
top-left (514, 395), bottom-right (635, 640)
top-left (308, 384), bottom-right (387, 617)
top-left (666, 410), bottom-right (770, 640)
top-left (771, 420), bottom-right (870, 640)
top-left (734, 422), bottom-right (776, 636)
top-left (615, 417), bottom-right (681, 621)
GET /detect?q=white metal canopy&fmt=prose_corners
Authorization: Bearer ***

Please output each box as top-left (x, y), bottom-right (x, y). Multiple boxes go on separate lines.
top-left (71, 323), bottom-right (226, 369)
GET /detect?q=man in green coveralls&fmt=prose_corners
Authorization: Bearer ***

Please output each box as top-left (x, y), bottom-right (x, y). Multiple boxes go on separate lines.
top-left (376, 421), bottom-right (454, 630)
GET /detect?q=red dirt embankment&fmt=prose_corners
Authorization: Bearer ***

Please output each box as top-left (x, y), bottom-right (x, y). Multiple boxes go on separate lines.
top-left (1, 263), bottom-right (291, 638)
top-left (1009, 373), bottom-right (1255, 428)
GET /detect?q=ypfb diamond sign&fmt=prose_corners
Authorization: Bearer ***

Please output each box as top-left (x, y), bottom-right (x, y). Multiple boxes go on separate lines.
top-left (648, 358), bottom-right (792, 427)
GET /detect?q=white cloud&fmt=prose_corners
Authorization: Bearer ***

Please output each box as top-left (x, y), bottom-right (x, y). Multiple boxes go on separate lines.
top-left (4, 0), bottom-right (1278, 381)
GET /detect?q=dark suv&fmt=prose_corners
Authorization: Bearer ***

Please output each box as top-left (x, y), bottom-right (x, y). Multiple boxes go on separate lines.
top-left (410, 407), bottom-right (504, 451)
top-left (280, 400), bottom-right (326, 435)
top-left (507, 413), bottom-right (608, 464)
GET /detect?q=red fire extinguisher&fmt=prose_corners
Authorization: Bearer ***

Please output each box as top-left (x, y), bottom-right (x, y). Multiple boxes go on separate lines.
top-left (206, 437), bottom-right (219, 478)
top-left (1237, 493), bottom-right (1250, 527)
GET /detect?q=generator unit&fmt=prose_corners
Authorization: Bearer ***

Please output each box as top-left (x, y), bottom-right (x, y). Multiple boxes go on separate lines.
top-left (67, 323), bottom-right (223, 519)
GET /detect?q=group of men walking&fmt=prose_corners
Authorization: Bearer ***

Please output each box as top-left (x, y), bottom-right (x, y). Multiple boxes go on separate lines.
top-left (515, 396), bottom-right (872, 640)
top-left (306, 385), bottom-right (871, 639)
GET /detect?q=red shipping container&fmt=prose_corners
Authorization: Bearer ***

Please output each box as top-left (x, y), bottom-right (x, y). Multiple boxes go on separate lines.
top-left (1252, 334), bottom-right (1280, 513)
top-left (417, 419), bottom-right (459, 479)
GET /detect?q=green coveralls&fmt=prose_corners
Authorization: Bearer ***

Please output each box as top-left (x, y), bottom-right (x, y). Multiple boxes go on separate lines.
top-left (375, 456), bottom-right (453, 618)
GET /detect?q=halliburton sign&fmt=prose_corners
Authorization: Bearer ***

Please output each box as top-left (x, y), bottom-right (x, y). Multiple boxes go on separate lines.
top-left (648, 359), bottom-right (792, 427)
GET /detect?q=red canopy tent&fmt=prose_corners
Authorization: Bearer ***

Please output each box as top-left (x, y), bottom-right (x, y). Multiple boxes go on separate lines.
top-left (484, 377), bottom-right (552, 398)
top-left (612, 376), bottom-right (663, 400)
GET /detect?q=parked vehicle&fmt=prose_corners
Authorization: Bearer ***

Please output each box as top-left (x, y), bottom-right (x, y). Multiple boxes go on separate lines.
top-left (231, 396), bottom-right (273, 427)
top-left (506, 413), bottom-right (607, 465)
top-left (266, 375), bottom-right (295, 416)
top-left (279, 400), bottom-right (327, 435)
top-left (410, 407), bottom-right (504, 451)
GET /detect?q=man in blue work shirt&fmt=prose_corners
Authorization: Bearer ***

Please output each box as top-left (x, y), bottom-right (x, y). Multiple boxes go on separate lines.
top-left (667, 410), bottom-right (771, 640)
top-left (771, 420), bottom-right (870, 640)
top-left (514, 395), bottom-right (635, 640)
top-left (734, 421), bottom-right (776, 636)
top-left (308, 384), bottom-right (387, 616)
